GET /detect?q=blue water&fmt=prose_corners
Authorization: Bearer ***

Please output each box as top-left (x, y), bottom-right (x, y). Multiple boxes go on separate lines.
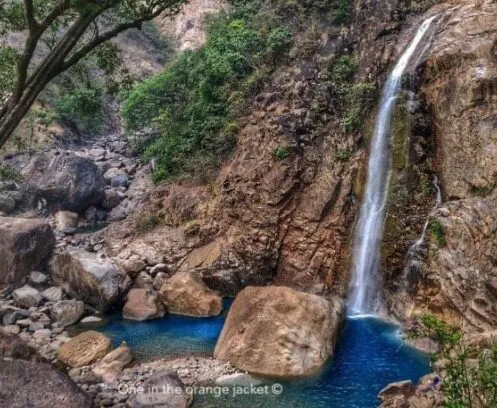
top-left (98, 308), bottom-right (430, 407)
top-left (98, 307), bottom-right (229, 360)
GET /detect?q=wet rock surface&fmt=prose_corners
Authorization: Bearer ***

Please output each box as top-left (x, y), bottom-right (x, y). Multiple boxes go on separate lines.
top-left (214, 286), bottom-right (345, 377)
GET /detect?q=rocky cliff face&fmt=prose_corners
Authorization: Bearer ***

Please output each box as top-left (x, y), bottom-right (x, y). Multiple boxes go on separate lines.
top-left (104, 0), bottom-right (442, 300)
top-left (385, 0), bottom-right (497, 332)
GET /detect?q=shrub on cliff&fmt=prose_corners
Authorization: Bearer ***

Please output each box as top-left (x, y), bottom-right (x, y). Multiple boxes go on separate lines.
top-left (122, 0), bottom-right (352, 182)
top-left (122, 5), bottom-right (293, 182)
top-left (412, 314), bottom-right (497, 408)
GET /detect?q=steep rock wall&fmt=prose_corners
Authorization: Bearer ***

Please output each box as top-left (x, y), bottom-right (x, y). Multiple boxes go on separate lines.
top-left (388, 0), bottom-right (497, 332)
top-left (105, 0), bottom-right (438, 298)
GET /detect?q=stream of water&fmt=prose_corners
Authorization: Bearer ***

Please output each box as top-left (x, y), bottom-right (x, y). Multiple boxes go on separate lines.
top-left (347, 15), bottom-right (438, 315)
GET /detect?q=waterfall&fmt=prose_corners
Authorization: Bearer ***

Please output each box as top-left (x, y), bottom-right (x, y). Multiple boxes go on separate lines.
top-left (347, 16), bottom-right (438, 316)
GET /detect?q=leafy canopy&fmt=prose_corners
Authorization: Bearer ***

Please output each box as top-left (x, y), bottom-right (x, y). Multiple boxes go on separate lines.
top-left (0, 0), bottom-right (187, 147)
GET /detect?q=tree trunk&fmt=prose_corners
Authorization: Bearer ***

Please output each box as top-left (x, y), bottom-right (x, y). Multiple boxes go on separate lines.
top-left (0, 11), bottom-right (99, 149)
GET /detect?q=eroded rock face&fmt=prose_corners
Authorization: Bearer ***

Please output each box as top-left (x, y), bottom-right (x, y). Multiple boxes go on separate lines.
top-left (123, 288), bottom-right (166, 321)
top-left (51, 250), bottom-right (128, 311)
top-left (0, 358), bottom-right (92, 408)
top-left (0, 217), bottom-right (55, 287)
top-left (384, 0), bottom-right (497, 332)
top-left (22, 152), bottom-right (104, 214)
top-left (157, 0), bottom-right (226, 51)
top-left (214, 286), bottom-right (344, 377)
top-left (58, 330), bottom-right (112, 367)
top-left (160, 272), bottom-right (222, 317)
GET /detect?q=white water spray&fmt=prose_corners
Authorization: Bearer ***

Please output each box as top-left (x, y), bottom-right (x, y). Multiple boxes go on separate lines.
top-left (348, 16), bottom-right (438, 316)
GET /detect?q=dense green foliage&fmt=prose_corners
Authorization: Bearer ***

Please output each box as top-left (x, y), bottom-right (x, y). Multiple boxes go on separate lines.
top-left (122, 0), bottom-right (353, 182)
top-left (411, 314), bottom-right (497, 408)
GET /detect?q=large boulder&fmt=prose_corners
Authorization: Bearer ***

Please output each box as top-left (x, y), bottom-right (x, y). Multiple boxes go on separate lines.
top-left (128, 370), bottom-right (193, 408)
top-left (51, 250), bottom-right (127, 311)
top-left (58, 330), bottom-right (112, 367)
top-left (214, 286), bottom-right (344, 377)
top-left (0, 217), bottom-right (55, 287)
top-left (160, 272), bottom-right (223, 317)
top-left (123, 288), bottom-right (166, 321)
top-left (22, 152), bottom-right (104, 214)
top-left (0, 358), bottom-right (92, 407)
top-left (51, 300), bottom-right (85, 327)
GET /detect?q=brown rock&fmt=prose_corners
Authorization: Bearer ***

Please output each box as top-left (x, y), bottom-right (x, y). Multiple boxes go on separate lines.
top-left (93, 343), bottom-right (133, 383)
top-left (58, 330), bottom-right (112, 367)
top-left (160, 272), bottom-right (222, 317)
top-left (55, 211), bottom-right (78, 233)
top-left (379, 380), bottom-right (415, 402)
top-left (214, 286), bottom-right (344, 377)
top-left (0, 358), bottom-right (92, 408)
top-left (0, 217), bottom-right (55, 287)
top-left (123, 288), bottom-right (166, 321)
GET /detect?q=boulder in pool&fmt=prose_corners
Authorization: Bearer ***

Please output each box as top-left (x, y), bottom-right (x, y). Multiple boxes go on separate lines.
top-left (214, 286), bottom-right (344, 377)
top-left (58, 330), bottom-right (112, 367)
top-left (159, 272), bottom-right (222, 317)
top-left (123, 288), bottom-right (166, 321)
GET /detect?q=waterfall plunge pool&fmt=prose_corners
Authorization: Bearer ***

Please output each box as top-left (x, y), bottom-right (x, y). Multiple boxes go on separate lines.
top-left (96, 307), bottom-right (430, 408)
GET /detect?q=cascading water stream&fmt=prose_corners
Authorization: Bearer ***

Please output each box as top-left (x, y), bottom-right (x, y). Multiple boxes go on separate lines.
top-left (347, 15), bottom-right (438, 316)
top-left (401, 175), bottom-right (442, 289)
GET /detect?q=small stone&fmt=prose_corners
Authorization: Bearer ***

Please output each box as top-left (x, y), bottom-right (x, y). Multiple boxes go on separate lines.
top-left (33, 328), bottom-right (52, 339)
top-left (1, 324), bottom-right (20, 335)
top-left (80, 316), bottom-right (104, 324)
top-left (42, 286), bottom-right (64, 302)
top-left (13, 285), bottom-right (42, 309)
top-left (2, 308), bottom-right (30, 326)
top-left (28, 271), bottom-right (48, 288)
top-left (51, 300), bottom-right (85, 327)
top-left (149, 263), bottom-right (167, 276)
top-left (55, 211), bottom-right (79, 233)
top-left (15, 318), bottom-right (32, 328)
top-left (29, 321), bottom-right (45, 332)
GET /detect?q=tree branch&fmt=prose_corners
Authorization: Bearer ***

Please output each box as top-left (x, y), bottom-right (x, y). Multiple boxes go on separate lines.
top-left (24, 0), bottom-right (39, 32)
top-left (61, 8), bottom-right (165, 72)
top-left (39, 0), bottom-right (71, 31)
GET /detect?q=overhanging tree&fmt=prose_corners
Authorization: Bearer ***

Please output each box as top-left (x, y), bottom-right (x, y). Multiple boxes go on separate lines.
top-left (0, 0), bottom-right (187, 148)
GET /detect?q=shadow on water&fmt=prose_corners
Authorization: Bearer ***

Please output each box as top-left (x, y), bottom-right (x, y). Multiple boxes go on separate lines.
top-left (97, 304), bottom-right (429, 408)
